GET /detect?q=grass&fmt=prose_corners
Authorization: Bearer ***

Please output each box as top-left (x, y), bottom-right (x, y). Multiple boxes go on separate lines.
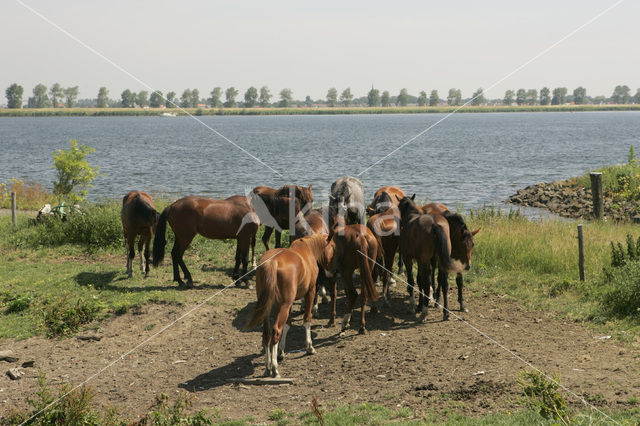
top-left (576, 150), bottom-right (640, 202)
top-left (0, 178), bottom-right (57, 210)
top-left (2, 104), bottom-right (640, 117)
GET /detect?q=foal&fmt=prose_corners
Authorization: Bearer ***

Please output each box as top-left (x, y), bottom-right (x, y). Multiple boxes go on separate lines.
top-left (121, 191), bottom-right (159, 278)
top-left (244, 233), bottom-right (327, 378)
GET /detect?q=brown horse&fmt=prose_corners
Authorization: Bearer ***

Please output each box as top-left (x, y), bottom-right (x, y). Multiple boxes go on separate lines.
top-left (121, 191), bottom-right (159, 278)
top-left (397, 195), bottom-right (463, 321)
top-left (252, 185), bottom-right (313, 250)
top-left (152, 195), bottom-right (258, 287)
top-left (367, 186), bottom-right (405, 216)
top-left (422, 203), bottom-right (479, 312)
top-left (244, 233), bottom-right (327, 378)
top-left (322, 221), bottom-right (381, 334)
top-left (366, 200), bottom-right (400, 306)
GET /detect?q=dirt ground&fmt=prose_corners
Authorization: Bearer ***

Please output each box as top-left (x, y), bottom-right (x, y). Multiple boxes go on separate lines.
top-left (1, 276), bottom-right (639, 422)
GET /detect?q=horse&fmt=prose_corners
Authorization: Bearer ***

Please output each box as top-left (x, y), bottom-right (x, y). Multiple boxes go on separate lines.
top-left (252, 185), bottom-right (313, 250)
top-left (244, 233), bottom-right (327, 378)
top-left (152, 195), bottom-right (259, 287)
top-left (367, 186), bottom-right (405, 216)
top-left (321, 219), bottom-right (381, 334)
top-left (329, 176), bottom-right (365, 227)
top-left (422, 203), bottom-right (479, 312)
top-left (121, 191), bottom-right (159, 278)
top-left (397, 195), bottom-right (463, 321)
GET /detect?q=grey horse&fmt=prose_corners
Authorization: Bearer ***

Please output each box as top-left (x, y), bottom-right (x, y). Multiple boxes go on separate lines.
top-left (329, 176), bottom-right (365, 227)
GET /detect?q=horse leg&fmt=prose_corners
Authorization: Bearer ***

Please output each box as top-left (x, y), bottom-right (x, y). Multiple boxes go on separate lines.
top-left (143, 229), bottom-right (152, 278)
top-left (303, 288), bottom-right (316, 354)
top-left (270, 302), bottom-right (292, 378)
top-left (171, 235), bottom-right (194, 287)
top-left (327, 275), bottom-right (337, 328)
top-left (431, 258), bottom-right (439, 307)
top-left (341, 268), bottom-right (357, 332)
top-left (277, 307), bottom-right (293, 361)
top-left (359, 285), bottom-right (368, 335)
top-left (403, 255), bottom-right (416, 313)
top-left (233, 243), bottom-right (242, 285)
top-left (457, 273), bottom-right (467, 312)
top-left (263, 318), bottom-right (272, 377)
top-left (238, 237), bottom-right (251, 288)
top-left (439, 270), bottom-right (450, 321)
top-left (261, 226), bottom-right (273, 251)
top-left (397, 252), bottom-right (404, 275)
top-left (274, 230), bottom-right (282, 248)
top-left (126, 234), bottom-right (135, 278)
top-left (251, 233), bottom-right (257, 268)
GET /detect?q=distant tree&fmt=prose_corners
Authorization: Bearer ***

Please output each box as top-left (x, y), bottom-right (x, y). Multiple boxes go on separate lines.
top-left (190, 89), bottom-right (200, 107)
top-left (551, 87), bottom-right (567, 105)
top-left (417, 91), bottom-right (427, 106)
top-left (165, 91), bottom-right (176, 108)
top-left (396, 88), bottom-right (409, 106)
top-left (149, 90), bottom-right (163, 108)
top-left (503, 90), bottom-right (515, 106)
top-left (539, 87), bottom-right (551, 105)
top-left (209, 87), bottom-right (222, 108)
top-left (64, 86), bottom-right (79, 108)
top-left (32, 84), bottom-right (50, 108)
top-left (633, 89), bottom-right (640, 104)
top-left (244, 86), bottom-right (258, 107)
top-left (259, 86), bottom-right (271, 107)
top-left (137, 90), bottom-right (149, 107)
top-left (447, 88), bottom-right (461, 106)
top-left (525, 89), bottom-right (538, 105)
top-left (340, 88), bottom-right (353, 107)
top-left (380, 90), bottom-right (390, 107)
top-left (224, 87), bottom-right (238, 107)
top-left (326, 87), bottom-right (338, 107)
top-left (516, 89), bottom-right (526, 106)
top-left (593, 95), bottom-right (607, 104)
top-left (471, 88), bottom-right (485, 106)
top-left (367, 88), bottom-right (380, 107)
top-left (429, 90), bottom-right (439, 106)
top-left (96, 87), bottom-right (109, 108)
top-left (573, 86), bottom-right (587, 105)
top-left (120, 89), bottom-right (135, 107)
top-left (49, 83), bottom-right (64, 107)
top-left (180, 89), bottom-right (192, 108)
top-left (611, 85), bottom-right (631, 104)
top-left (304, 95), bottom-right (313, 107)
top-left (5, 83), bottom-right (24, 108)
top-left (278, 88), bottom-right (293, 107)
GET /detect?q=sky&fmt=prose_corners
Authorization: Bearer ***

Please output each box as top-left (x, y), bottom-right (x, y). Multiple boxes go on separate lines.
top-left (2, 0), bottom-right (639, 101)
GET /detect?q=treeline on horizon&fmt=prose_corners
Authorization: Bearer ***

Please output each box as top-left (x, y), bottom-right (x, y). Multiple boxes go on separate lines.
top-left (4, 82), bottom-right (640, 110)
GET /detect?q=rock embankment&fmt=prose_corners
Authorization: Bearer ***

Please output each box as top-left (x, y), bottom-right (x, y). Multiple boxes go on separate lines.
top-left (509, 180), bottom-right (640, 222)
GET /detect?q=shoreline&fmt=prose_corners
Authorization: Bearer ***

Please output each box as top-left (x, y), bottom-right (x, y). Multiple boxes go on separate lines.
top-left (2, 104), bottom-right (640, 117)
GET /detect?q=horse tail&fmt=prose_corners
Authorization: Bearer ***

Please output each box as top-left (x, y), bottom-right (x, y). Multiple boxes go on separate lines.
top-left (245, 259), bottom-right (278, 330)
top-left (357, 238), bottom-right (378, 302)
top-left (433, 223), bottom-right (464, 274)
top-left (152, 207), bottom-right (170, 267)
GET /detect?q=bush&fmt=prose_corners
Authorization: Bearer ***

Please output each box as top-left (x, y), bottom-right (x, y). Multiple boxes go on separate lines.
top-left (43, 297), bottom-right (104, 337)
top-left (601, 261), bottom-right (640, 318)
top-left (578, 146), bottom-right (640, 201)
top-left (9, 201), bottom-right (122, 250)
top-left (52, 140), bottom-right (100, 204)
top-left (517, 370), bottom-right (570, 425)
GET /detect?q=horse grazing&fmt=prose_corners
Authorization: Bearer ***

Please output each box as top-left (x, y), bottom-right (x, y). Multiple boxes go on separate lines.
top-left (121, 191), bottom-right (159, 278)
top-left (422, 203), bottom-right (479, 312)
top-left (367, 186), bottom-right (405, 216)
top-left (252, 185), bottom-right (313, 250)
top-left (152, 195), bottom-right (258, 287)
top-left (329, 176), bottom-right (365, 226)
top-left (322, 221), bottom-right (381, 334)
top-left (244, 233), bottom-right (327, 378)
top-left (397, 195), bottom-right (463, 321)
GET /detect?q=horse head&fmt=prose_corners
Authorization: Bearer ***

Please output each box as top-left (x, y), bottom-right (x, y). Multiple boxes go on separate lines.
top-left (446, 212), bottom-right (479, 271)
top-left (396, 194), bottom-right (419, 224)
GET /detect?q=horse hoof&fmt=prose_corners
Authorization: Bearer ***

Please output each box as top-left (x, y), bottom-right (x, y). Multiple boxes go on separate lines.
top-left (272, 370), bottom-right (281, 379)
top-left (326, 320), bottom-right (335, 328)
top-left (307, 347), bottom-right (316, 355)
top-left (247, 283), bottom-right (255, 290)
top-left (358, 327), bottom-right (367, 335)
top-left (443, 314), bottom-right (450, 321)
top-left (370, 306), bottom-right (378, 314)
top-left (419, 314), bottom-right (428, 324)
top-left (277, 353), bottom-right (285, 362)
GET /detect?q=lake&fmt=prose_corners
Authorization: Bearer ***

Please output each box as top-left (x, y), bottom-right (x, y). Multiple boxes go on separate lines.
top-left (1, 112), bottom-right (638, 211)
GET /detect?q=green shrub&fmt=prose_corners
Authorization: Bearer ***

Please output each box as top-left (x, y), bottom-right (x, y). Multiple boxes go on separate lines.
top-left (578, 146), bottom-right (640, 201)
top-left (43, 297), bottom-right (103, 337)
top-left (4, 294), bottom-right (32, 314)
top-left (601, 260), bottom-right (640, 318)
top-left (138, 392), bottom-right (217, 425)
top-left (517, 370), bottom-right (570, 425)
top-left (52, 140), bottom-right (100, 204)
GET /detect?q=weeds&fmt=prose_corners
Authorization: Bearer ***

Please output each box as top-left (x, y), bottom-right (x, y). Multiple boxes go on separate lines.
top-left (0, 178), bottom-right (56, 210)
top-left (136, 392), bottom-right (216, 425)
top-left (517, 370), bottom-right (570, 425)
top-left (43, 297), bottom-right (104, 337)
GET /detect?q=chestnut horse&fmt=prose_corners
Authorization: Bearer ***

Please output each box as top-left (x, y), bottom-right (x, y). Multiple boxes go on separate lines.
top-left (397, 195), bottom-right (463, 321)
top-left (252, 185), bottom-right (313, 250)
top-left (322, 220), bottom-right (381, 334)
top-left (152, 195), bottom-right (258, 287)
top-left (366, 196), bottom-right (400, 306)
top-left (244, 233), bottom-right (327, 378)
top-left (367, 186), bottom-right (405, 216)
top-left (121, 191), bottom-right (159, 278)
top-left (422, 203), bottom-right (479, 312)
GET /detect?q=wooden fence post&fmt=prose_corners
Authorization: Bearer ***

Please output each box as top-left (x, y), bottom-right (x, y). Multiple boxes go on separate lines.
top-left (11, 191), bottom-right (17, 227)
top-left (590, 172), bottom-right (603, 220)
top-left (577, 224), bottom-right (585, 282)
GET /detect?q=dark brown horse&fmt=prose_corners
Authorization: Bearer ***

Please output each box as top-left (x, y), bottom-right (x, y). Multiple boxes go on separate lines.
top-left (252, 185), bottom-right (313, 250)
top-left (121, 191), bottom-right (159, 278)
top-left (244, 233), bottom-right (327, 378)
top-left (322, 221), bottom-right (381, 334)
top-left (366, 198), bottom-right (400, 306)
top-left (397, 195), bottom-right (463, 321)
top-left (152, 195), bottom-right (258, 287)
top-left (422, 203), bottom-right (479, 312)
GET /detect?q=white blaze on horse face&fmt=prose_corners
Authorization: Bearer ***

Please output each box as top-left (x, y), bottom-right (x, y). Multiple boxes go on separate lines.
top-left (304, 322), bottom-right (316, 354)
